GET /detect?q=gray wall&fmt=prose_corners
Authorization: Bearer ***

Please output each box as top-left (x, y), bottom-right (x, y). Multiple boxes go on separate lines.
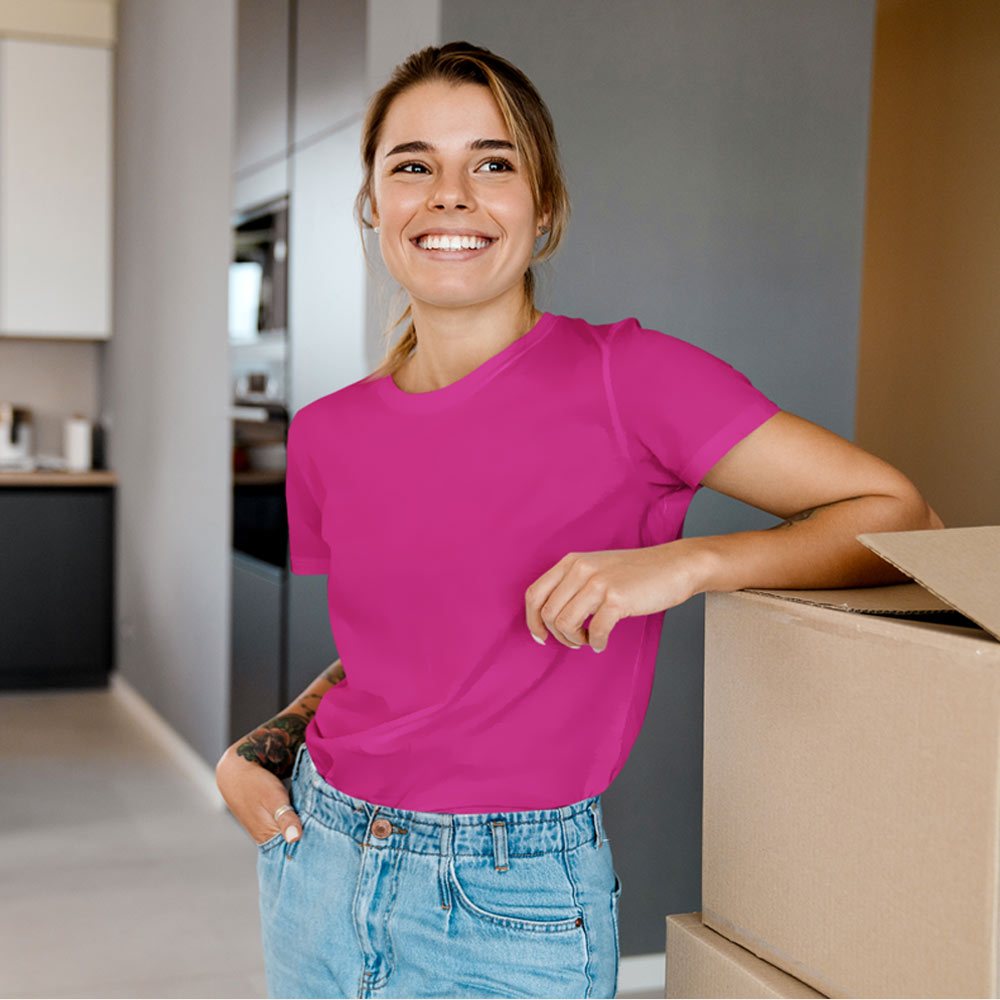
top-left (442, 0), bottom-right (876, 956)
top-left (105, 0), bottom-right (236, 765)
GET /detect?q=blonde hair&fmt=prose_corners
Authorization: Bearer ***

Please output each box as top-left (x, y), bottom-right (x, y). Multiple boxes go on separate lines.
top-left (357, 42), bottom-right (570, 383)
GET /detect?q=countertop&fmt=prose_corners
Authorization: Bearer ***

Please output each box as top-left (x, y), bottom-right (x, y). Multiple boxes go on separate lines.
top-left (233, 470), bottom-right (285, 486)
top-left (0, 470), bottom-right (118, 486)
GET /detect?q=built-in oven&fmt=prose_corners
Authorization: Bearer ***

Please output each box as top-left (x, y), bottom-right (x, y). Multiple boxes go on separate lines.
top-left (229, 197), bottom-right (290, 569)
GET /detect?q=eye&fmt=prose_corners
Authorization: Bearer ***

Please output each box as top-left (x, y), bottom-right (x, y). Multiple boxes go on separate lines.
top-left (476, 157), bottom-right (515, 174)
top-left (390, 161), bottom-right (430, 174)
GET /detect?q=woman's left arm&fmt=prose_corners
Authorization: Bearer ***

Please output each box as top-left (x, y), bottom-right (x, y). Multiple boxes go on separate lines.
top-left (525, 411), bottom-right (944, 651)
top-left (688, 410), bottom-right (944, 591)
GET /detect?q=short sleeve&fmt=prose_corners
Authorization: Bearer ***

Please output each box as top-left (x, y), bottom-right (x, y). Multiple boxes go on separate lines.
top-left (607, 319), bottom-right (781, 489)
top-left (285, 410), bottom-right (331, 575)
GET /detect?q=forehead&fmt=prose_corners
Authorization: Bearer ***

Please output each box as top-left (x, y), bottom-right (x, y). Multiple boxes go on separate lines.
top-left (379, 81), bottom-right (510, 152)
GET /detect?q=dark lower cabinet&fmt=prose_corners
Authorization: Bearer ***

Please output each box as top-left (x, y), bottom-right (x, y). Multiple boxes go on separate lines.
top-left (229, 548), bottom-right (339, 747)
top-left (0, 487), bottom-right (115, 689)
top-left (230, 550), bottom-right (285, 744)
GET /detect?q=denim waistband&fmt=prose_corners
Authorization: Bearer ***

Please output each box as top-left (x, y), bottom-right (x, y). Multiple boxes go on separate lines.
top-left (291, 742), bottom-right (606, 858)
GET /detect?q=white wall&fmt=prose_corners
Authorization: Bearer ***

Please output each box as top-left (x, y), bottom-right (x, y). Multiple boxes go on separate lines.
top-left (105, 0), bottom-right (236, 764)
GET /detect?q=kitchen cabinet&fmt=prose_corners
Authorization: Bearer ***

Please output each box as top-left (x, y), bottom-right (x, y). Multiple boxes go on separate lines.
top-left (229, 549), bottom-right (337, 744)
top-left (293, 0), bottom-right (365, 145)
top-left (230, 551), bottom-right (284, 744)
top-left (0, 482), bottom-right (115, 688)
top-left (0, 39), bottom-right (112, 339)
top-left (233, 0), bottom-right (289, 212)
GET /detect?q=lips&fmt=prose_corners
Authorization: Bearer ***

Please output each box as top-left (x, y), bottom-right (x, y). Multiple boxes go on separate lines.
top-left (413, 232), bottom-right (495, 252)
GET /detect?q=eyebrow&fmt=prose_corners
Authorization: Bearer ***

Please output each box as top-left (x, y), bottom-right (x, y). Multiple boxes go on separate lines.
top-left (385, 138), bottom-right (515, 156)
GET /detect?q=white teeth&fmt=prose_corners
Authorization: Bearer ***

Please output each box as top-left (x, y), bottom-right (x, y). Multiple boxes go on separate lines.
top-left (417, 234), bottom-right (492, 251)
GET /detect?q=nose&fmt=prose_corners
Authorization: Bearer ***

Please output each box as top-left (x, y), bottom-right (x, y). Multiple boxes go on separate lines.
top-left (428, 166), bottom-right (474, 212)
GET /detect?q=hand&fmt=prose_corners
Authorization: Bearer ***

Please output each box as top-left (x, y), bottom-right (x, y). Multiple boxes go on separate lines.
top-left (215, 744), bottom-right (303, 846)
top-left (525, 541), bottom-right (709, 653)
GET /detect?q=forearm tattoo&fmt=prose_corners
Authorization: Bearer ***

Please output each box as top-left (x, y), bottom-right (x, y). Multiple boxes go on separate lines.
top-left (235, 661), bottom-right (345, 778)
top-left (771, 495), bottom-right (865, 530)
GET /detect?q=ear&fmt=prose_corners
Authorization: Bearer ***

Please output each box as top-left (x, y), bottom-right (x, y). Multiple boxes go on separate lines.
top-left (369, 188), bottom-right (380, 229)
top-left (536, 204), bottom-right (552, 237)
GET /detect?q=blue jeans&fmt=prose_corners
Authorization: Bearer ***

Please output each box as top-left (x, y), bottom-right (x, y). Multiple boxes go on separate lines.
top-left (257, 743), bottom-right (622, 998)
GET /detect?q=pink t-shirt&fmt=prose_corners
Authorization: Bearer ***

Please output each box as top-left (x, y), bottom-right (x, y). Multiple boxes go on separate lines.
top-left (286, 313), bottom-right (779, 812)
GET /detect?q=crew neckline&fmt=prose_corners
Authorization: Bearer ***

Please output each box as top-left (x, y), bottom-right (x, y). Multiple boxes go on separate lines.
top-left (376, 312), bottom-right (557, 411)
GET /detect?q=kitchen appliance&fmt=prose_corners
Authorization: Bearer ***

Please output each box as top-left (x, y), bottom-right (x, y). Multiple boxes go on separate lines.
top-left (230, 197), bottom-right (288, 342)
top-left (63, 415), bottom-right (92, 471)
top-left (230, 196), bottom-right (291, 568)
top-left (0, 403), bottom-right (34, 469)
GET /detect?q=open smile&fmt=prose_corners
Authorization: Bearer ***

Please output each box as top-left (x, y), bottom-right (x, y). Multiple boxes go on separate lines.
top-left (411, 231), bottom-right (497, 253)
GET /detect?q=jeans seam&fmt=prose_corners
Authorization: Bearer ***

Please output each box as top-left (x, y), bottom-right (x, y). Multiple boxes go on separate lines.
top-left (369, 853), bottom-right (399, 990)
top-left (559, 816), bottom-right (595, 997)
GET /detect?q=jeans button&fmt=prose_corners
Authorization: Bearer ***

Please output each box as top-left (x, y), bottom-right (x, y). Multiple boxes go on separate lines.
top-left (371, 817), bottom-right (392, 839)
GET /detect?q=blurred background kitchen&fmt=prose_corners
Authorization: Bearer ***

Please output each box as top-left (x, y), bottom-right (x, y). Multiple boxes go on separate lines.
top-left (0, 0), bottom-right (997, 997)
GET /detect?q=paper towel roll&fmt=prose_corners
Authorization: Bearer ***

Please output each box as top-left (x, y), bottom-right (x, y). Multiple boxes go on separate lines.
top-left (64, 416), bottom-right (92, 472)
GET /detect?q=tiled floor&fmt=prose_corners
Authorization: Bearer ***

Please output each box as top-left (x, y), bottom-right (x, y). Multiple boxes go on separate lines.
top-left (0, 686), bottom-right (662, 999)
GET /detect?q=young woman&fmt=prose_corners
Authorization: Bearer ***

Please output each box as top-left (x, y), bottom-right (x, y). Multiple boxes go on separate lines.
top-left (216, 42), bottom-right (942, 1000)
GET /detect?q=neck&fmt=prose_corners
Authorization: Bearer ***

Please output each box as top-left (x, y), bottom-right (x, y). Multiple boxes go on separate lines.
top-left (401, 286), bottom-right (541, 392)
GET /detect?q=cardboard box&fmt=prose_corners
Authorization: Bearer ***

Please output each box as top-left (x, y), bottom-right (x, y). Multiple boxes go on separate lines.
top-left (702, 526), bottom-right (1000, 999)
top-left (667, 912), bottom-right (825, 998)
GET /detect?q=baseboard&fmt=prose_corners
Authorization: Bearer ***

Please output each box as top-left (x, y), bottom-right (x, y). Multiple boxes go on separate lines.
top-left (618, 952), bottom-right (665, 996)
top-left (110, 673), bottom-right (225, 810)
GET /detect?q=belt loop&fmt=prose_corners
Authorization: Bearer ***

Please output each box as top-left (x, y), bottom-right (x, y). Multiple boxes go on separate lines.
top-left (491, 819), bottom-right (509, 872)
top-left (590, 800), bottom-right (603, 849)
top-left (438, 817), bottom-right (454, 911)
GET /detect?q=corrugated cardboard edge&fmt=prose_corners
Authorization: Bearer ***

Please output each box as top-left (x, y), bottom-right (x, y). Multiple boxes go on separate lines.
top-left (743, 581), bottom-right (952, 616)
top-left (858, 526), bottom-right (1000, 642)
top-left (700, 910), bottom-right (843, 999)
top-left (667, 913), bottom-right (827, 999)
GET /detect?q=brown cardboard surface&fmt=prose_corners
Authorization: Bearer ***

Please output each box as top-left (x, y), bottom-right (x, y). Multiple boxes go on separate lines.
top-left (746, 581), bottom-right (952, 616)
top-left (666, 913), bottom-right (825, 999)
top-left (858, 525), bottom-right (1000, 641)
top-left (702, 587), bottom-right (1000, 999)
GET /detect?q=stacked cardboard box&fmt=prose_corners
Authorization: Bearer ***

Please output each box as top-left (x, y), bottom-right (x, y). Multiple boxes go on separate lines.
top-left (696, 526), bottom-right (1000, 998)
top-left (666, 912), bottom-right (824, 998)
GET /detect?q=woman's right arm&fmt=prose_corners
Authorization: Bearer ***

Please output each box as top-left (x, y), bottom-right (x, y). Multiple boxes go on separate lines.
top-left (215, 658), bottom-right (345, 845)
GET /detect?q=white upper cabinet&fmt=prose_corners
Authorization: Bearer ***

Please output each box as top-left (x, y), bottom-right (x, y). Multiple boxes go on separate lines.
top-left (0, 39), bottom-right (112, 339)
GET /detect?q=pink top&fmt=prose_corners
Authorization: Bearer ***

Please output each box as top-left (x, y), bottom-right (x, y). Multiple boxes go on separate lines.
top-left (285, 313), bottom-right (780, 812)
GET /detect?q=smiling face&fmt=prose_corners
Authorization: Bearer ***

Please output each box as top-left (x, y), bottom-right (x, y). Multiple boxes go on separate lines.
top-left (370, 80), bottom-right (547, 316)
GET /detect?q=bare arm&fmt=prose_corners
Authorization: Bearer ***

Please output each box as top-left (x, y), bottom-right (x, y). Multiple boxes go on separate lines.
top-left (526, 411), bottom-right (944, 652)
top-left (233, 658), bottom-right (345, 779)
top-left (687, 411), bottom-right (944, 592)
top-left (216, 658), bottom-right (345, 844)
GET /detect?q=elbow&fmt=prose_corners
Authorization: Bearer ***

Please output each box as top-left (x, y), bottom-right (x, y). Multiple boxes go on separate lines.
top-left (894, 479), bottom-right (945, 532)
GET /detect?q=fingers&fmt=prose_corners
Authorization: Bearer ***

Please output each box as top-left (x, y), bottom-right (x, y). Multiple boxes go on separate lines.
top-left (526, 554), bottom-right (605, 651)
top-left (256, 797), bottom-right (302, 846)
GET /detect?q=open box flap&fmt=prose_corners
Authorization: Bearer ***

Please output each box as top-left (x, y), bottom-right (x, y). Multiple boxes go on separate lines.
top-left (857, 526), bottom-right (1000, 642)
top-left (743, 582), bottom-right (953, 617)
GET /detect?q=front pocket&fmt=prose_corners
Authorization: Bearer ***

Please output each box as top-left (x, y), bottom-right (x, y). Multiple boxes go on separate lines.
top-left (256, 829), bottom-right (285, 853)
top-left (257, 807), bottom-right (311, 858)
top-left (448, 856), bottom-right (584, 934)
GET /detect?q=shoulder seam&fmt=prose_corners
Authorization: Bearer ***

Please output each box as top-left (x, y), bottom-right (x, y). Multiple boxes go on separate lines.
top-left (601, 320), bottom-right (638, 472)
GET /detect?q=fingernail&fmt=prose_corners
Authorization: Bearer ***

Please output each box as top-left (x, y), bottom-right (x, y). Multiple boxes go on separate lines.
top-left (568, 643), bottom-right (581, 649)
top-left (283, 826), bottom-right (300, 843)
top-left (532, 634), bottom-right (547, 645)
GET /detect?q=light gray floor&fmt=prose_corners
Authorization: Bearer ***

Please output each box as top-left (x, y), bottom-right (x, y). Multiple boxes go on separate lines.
top-left (0, 686), bottom-right (661, 1000)
top-left (0, 686), bottom-right (267, 999)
